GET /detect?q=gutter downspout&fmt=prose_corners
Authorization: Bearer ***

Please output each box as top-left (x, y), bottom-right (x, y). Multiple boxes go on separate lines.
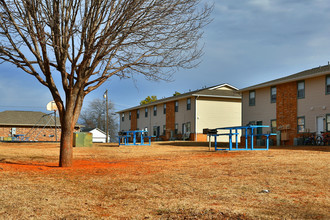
top-left (195, 96), bottom-right (199, 141)
top-left (149, 107), bottom-right (151, 135)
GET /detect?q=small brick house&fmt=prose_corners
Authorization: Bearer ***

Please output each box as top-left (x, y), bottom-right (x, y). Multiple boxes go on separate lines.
top-left (0, 111), bottom-right (82, 141)
top-left (240, 65), bottom-right (330, 145)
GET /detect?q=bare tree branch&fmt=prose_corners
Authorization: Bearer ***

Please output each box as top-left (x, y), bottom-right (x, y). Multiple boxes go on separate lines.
top-left (80, 98), bottom-right (118, 141)
top-left (0, 0), bottom-right (212, 167)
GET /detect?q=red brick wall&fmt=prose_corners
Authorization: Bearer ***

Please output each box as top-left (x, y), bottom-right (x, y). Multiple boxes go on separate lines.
top-left (192, 133), bottom-right (207, 142)
top-left (277, 82), bottom-right (297, 145)
top-left (0, 125), bottom-right (79, 141)
top-left (241, 135), bottom-right (277, 146)
top-left (130, 110), bottom-right (137, 130)
top-left (165, 101), bottom-right (175, 140)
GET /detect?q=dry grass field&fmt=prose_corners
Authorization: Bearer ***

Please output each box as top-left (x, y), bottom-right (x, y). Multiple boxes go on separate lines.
top-left (0, 141), bottom-right (329, 219)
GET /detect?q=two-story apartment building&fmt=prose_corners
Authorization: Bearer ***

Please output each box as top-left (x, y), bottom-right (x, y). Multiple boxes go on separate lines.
top-left (240, 65), bottom-right (330, 145)
top-left (117, 83), bottom-right (241, 141)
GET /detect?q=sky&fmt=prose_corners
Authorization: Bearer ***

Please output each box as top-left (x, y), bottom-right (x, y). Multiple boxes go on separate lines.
top-left (1, 0), bottom-right (330, 116)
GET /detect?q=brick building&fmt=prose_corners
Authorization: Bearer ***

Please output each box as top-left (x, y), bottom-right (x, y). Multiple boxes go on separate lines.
top-left (240, 65), bottom-right (330, 145)
top-left (117, 83), bottom-right (241, 141)
top-left (0, 111), bottom-right (82, 141)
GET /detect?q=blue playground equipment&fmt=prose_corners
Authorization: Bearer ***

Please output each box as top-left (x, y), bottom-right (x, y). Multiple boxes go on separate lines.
top-left (205, 125), bottom-right (277, 151)
top-left (118, 130), bottom-right (153, 146)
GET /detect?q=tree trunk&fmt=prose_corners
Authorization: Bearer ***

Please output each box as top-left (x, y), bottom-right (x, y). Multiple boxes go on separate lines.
top-left (58, 91), bottom-right (84, 167)
top-left (59, 111), bottom-right (74, 167)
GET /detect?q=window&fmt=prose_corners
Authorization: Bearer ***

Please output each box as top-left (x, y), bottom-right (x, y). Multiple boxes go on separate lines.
top-left (327, 114), bottom-right (330, 132)
top-left (270, 86), bottom-right (276, 103)
top-left (297, 81), bottom-right (305, 99)
top-left (137, 109), bottom-right (140, 119)
top-left (187, 98), bottom-right (191, 110)
top-left (163, 103), bottom-right (166, 114)
top-left (163, 125), bottom-right (166, 135)
top-left (270, 119), bottom-right (277, 133)
top-left (256, 121), bottom-right (263, 139)
top-left (175, 123), bottom-right (178, 135)
top-left (153, 105), bottom-right (157, 116)
top-left (297, 116), bottom-right (305, 133)
top-left (153, 126), bottom-right (157, 136)
top-left (153, 126), bottom-right (160, 137)
top-left (145, 108), bottom-right (148, 117)
top-left (249, 91), bottom-right (255, 106)
top-left (175, 101), bottom-right (179, 112)
top-left (121, 113), bottom-right (124, 122)
top-left (129, 112), bottom-right (131, 120)
top-left (326, 75), bottom-right (330, 95)
top-left (245, 121), bottom-right (255, 135)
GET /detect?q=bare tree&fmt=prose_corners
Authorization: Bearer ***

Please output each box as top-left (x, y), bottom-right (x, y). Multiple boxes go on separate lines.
top-left (80, 98), bottom-right (118, 141)
top-left (0, 0), bottom-right (212, 167)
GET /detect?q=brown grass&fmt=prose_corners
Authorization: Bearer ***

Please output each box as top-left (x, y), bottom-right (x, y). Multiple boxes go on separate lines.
top-left (0, 141), bottom-right (329, 219)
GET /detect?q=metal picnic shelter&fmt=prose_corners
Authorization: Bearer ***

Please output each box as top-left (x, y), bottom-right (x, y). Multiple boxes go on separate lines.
top-left (206, 125), bottom-right (276, 151)
top-left (118, 130), bottom-right (153, 146)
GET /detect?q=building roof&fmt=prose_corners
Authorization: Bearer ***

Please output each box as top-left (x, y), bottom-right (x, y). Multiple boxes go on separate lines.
top-left (240, 64), bottom-right (330, 92)
top-left (0, 111), bottom-right (83, 127)
top-left (81, 127), bottom-right (106, 134)
top-left (117, 83), bottom-right (241, 113)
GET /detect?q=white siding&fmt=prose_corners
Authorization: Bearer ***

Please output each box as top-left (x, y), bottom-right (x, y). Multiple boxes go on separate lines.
top-left (242, 87), bottom-right (276, 133)
top-left (119, 112), bottom-right (130, 131)
top-left (197, 97), bottom-right (241, 141)
top-left (89, 129), bottom-right (107, 143)
top-left (297, 76), bottom-right (330, 132)
top-left (151, 104), bottom-right (166, 129)
top-left (129, 105), bottom-right (167, 135)
top-left (175, 98), bottom-right (195, 134)
top-left (137, 107), bottom-right (151, 132)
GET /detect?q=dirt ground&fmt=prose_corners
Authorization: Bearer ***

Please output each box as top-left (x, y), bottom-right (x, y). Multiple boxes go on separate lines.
top-left (0, 141), bottom-right (329, 219)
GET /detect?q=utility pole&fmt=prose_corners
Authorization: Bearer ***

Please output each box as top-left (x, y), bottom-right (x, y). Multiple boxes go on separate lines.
top-left (104, 90), bottom-right (109, 143)
top-left (54, 110), bottom-right (57, 142)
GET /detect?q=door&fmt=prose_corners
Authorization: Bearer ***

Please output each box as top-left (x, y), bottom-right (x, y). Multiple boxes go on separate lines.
top-left (157, 126), bottom-right (160, 137)
top-left (256, 121), bottom-right (262, 140)
top-left (182, 123), bottom-right (186, 135)
top-left (316, 116), bottom-right (324, 135)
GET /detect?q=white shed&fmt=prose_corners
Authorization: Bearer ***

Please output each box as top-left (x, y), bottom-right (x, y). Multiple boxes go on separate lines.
top-left (81, 128), bottom-right (109, 143)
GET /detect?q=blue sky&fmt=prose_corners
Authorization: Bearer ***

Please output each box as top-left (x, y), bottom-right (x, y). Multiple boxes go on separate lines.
top-left (1, 0), bottom-right (330, 114)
